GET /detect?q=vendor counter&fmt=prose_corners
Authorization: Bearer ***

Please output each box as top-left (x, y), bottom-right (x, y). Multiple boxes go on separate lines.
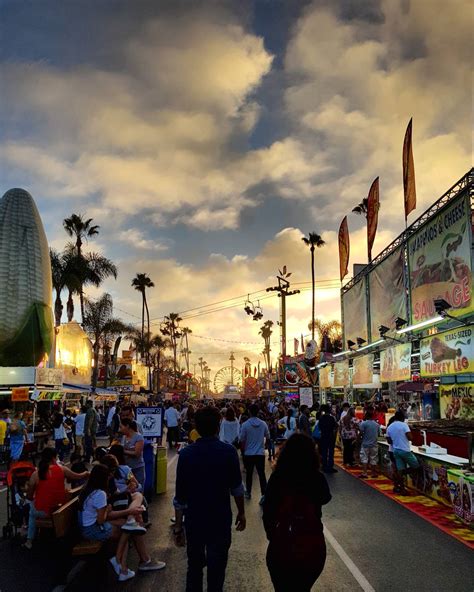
top-left (378, 441), bottom-right (473, 527)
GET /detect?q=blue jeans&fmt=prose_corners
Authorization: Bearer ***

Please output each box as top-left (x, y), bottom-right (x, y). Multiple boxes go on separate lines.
top-left (27, 503), bottom-right (47, 541)
top-left (186, 529), bottom-right (231, 592)
top-left (55, 438), bottom-right (69, 461)
top-left (81, 522), bottom-right (113, 541)
top-left (319, 438), bottom-right (335, 470)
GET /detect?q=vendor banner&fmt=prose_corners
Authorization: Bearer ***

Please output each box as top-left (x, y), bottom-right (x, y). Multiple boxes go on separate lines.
top-left (334, 360), bottom-right (349, 387)
top-left (319, 366), bottom-right (333, 389)
top-left (352, 354), bottom-right (373, 386)
top-left (420, 324), bottom-right (474, 377)
top-left (439, 383), bottom-right (474, 420)
top-left (408, 193), bottom-right (473, 323)
top-left (380, 343), bottom-right (412, 382)
top-left (369, 248), bottom-right (407, 340)
top-left (342, 279), bottom-right (368, 345)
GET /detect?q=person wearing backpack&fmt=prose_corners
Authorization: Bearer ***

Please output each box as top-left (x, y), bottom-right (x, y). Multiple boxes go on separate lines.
top-left (262, 433), bottom-right (331, 591)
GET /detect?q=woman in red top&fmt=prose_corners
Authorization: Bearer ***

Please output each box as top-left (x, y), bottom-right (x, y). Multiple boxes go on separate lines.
top-left (24, 447), bottom-right (88, 549)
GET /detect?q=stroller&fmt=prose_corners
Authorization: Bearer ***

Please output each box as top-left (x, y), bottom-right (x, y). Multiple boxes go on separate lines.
top-left (3, 460), bottom-right (36, 539)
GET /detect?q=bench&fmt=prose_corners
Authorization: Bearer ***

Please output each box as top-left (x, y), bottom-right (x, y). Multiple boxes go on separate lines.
top-left (35, 485), bottom-right (84, 531)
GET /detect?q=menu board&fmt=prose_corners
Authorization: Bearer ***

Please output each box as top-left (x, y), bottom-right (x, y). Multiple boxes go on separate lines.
top-left (352, 354), bottom-right (374, 386)
top-left (334, 360), bottom-right (349, 387)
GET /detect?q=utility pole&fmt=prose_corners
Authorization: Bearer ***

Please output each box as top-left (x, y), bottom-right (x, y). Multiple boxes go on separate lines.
top-left (266, 268), bottom-right (300, 360)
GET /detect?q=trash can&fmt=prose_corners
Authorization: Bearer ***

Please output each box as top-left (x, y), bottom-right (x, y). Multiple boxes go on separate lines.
top-left (143, 442), bottom-right (155, 498)
top-left (156, 446), bottom-right (167, 494)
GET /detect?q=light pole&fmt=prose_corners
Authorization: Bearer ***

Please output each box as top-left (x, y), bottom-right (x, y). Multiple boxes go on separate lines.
top-left (266, 268), bottom-right (300, 359)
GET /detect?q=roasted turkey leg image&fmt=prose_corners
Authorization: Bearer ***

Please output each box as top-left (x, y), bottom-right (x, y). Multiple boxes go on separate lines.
top-left (430, 337), bottom-right (461, 363)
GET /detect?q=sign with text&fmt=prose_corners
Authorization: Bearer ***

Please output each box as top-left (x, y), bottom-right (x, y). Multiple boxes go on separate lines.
top-left (420, 325), bottom-right (473, 377)
top-left (136, 406), bottom-right (163, 438)
top-left (35, 367), bottom-right (63, 387)
top-left (11, 387), bottom-right (29, 402)
top-left (439, 383), bottom-right (473, 420)
top-left (408, 193), bottom-right (473, 323)
top-left (299, 387), bottom-right (313, 407)
top-left (380, 343), bottom-right (412, 382)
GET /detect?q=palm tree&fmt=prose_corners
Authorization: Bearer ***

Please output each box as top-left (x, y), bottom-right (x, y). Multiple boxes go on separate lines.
top-left (63, 214), bottom-right (100, 320)
top-left (101, 320), bottom-right (128, 389)
top-left (131, 273), bottom-right (155, 361)
top-left (161, 313), bottom-right (182, 385)
top-left (148, 334), bottom-right (170, 392)
top-left (259, 320), bottom-right (274, 376)
top-left (352, 197), bottom-right (369, 217)
top-left (50, 249), bottom-right (65, 326)
top-left (308, 319), bottom-right (342, 353)
top-left (82, 293), bottom-right (126, 390)
top-left (61, 246), bottom-right (117, 323)
top-left (302, 232), bottom-right (326, 341)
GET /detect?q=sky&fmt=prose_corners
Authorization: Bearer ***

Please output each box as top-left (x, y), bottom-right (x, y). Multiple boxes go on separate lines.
top-left (0, 0), bottom-right (471, 376)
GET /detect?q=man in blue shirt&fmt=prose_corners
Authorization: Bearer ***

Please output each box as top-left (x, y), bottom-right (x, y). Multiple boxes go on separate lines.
top-left (174, 407), bottom-right (246, 592)
top-left (239, 404), bottom-right (270, 504)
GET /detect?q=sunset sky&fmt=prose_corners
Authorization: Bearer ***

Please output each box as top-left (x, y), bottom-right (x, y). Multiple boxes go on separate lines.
top-left (0, 0), bottom-right (471, 374)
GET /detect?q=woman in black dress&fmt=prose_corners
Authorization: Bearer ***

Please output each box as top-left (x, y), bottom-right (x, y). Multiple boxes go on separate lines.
top-left (262, 433), bottom-right (331, 592)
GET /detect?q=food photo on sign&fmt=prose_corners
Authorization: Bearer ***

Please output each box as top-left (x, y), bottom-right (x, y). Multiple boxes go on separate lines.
top-left (420, 325), bottom-right (473, 377)
top-left (408, 194), bottom-right (473, 323)
top-left (439, 384), bottom-right (473, 420)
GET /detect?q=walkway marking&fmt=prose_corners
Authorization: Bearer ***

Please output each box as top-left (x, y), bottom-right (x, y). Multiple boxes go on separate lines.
top-left (324, 526), bottom-right (376, 592)
top-left (167, 454), bottom-right (178, 469)
top-left (0, 487), bottom-right (6, 494)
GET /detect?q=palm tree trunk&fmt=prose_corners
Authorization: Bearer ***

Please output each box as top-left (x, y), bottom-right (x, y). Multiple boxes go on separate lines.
top-left (67, 290), bottom-right (74, 322)
top-left (311, 246), bottom-right (315, 340)
top-left (103, 347), bottom-right (109, 389)
top-left (54, 291), bottom-right (63, 326)
top-left (141, 294), bottom-right (145, 359)
top-left (77, 239), bottom-right (85, 324)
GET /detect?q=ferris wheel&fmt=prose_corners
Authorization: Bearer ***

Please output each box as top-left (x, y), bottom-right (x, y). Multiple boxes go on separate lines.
top-left (213, 366), bottom-right (243, 394)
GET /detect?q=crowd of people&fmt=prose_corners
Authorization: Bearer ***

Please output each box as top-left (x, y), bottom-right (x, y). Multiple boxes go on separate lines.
top-left (2, 395), bottom-right (419, 590)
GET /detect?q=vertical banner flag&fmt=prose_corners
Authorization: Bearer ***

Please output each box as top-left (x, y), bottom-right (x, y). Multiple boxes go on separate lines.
top-left (403, 118), bottom-right (416, 220)
top-left (338, 216), bottom-right (350, 282)
top-left (367, 177), bottom-right (379, 262)
top-left (301, 334), bottom-right (305, 352)
top-left (294, 338), bottom-right (299, 356)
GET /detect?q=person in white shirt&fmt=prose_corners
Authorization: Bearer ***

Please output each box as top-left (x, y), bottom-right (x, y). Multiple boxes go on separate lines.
top-left (107, 404), bottom-right (117, 428)
top-left (164, 404), bottom-right (181, 449)
top-left (219, 407), bottom-right (240, 445)
top-left (386, 410), bottom-right (419, 495)
top-left (278, 409), bottom-right (298, 440)
top-left (74, 406), bottom-right (87, 453)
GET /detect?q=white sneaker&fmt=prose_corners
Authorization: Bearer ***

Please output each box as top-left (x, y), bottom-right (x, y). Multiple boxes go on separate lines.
top-left (109, 556), bottom-right (120, 575)
top-left (118, 569), bottom-right (135, 582)
top-left (121, 518), bottom-right (147, 534)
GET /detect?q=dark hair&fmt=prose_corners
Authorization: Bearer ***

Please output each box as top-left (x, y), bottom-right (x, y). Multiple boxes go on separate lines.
top-left (342, 402), bottom-right (350, 409)
top-left (394, 410), bottom-right (405, 422)
top-left (121, 405), bottom-right (133, 414)
top-left (249, 404), bottom-right (259, 417)
top-left (300, 405), bottom-right (308, 413)
top-left (94, 446), bottom-right (108, 462)
top-left (52, 413), bottom-right (64, 429)
top-left (120, 417), bottom-right (137, 431)
top-left (101, 454), bottom-right (119, 472)
top-left (109, 444), bottom-right (126, 465)
top-left (320, 404), bottom-right (330, 414)
top-left (273, 433), bottom-right (320, 486)
top-left (38, 448), bottom-right (57, 480)
top-left (78, 464), bottom-right (109, 510)
top-left (365, 409), bottom-right (374, 420)
top-left (195, 407), bottom-right (221, 437)
top-left (225, 407), bottom-right (236, 421)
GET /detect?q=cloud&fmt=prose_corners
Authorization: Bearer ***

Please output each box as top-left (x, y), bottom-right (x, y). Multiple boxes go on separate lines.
top-left (118, 228), bottom-right (170, 251)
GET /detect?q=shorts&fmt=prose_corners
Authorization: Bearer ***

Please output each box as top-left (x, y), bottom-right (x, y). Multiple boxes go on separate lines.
top-left (393, 449), bottom-right (419, 471)
top-left (360, 445), bottom-right (378, 466)
top-left (81, 521), bottom-right (113, 541)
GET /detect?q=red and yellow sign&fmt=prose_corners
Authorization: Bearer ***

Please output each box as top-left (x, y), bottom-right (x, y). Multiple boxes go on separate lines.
top-left (11, 387), bottom-right (29, 402)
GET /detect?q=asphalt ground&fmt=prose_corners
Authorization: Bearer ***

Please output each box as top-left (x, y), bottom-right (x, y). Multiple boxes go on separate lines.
top-left (1, 449), bottom-right (473, 591)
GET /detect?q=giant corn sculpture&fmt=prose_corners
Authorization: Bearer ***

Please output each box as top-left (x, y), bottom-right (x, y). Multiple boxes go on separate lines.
top-left (0, 188), bottom-right (54, 366)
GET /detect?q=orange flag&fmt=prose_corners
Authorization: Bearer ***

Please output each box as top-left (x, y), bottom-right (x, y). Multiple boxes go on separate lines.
top-left (367, 177), bottom-right (379, 262)
top-left (403, 118), bottom-right (416, 220)
top-left (338, 216), bottom-right (350, 282)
